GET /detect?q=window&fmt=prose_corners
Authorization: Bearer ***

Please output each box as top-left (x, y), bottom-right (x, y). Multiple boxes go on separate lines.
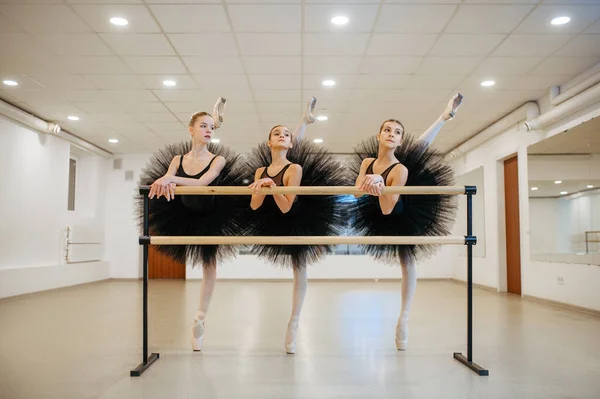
top-left (68, 158), bottom-right (76, 211)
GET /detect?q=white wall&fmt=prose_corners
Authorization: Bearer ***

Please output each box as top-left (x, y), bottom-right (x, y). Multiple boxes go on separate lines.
top-left (447, 97), bottom-right (600, 311)
top-left (105, 153), bottom-right (453, 280)
top-left (0, 115), bottom-right (109, 299)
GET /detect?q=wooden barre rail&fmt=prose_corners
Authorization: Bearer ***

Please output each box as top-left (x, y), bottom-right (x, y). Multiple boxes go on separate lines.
top-left (145, 236), bottom-right (472, 245)
top-left (139, 185), bottom-right (473, 196)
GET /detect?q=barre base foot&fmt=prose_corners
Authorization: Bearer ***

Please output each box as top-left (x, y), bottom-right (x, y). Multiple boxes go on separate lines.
top-left (130, 353), bottom-right (160, 377)
top-left (453, 353), bottom-right (489, 376)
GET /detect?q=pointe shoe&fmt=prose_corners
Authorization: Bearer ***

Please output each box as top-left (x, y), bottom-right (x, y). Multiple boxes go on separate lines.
top-left (303, 96), bottom-right (317, 124)
top-left (443, 93), bottom-right (463, 121)
top-left (191, 314), bottom-right (206, 351)
top-left (395, 318), bottom-right (408, 351)
top-left (212, 97), bottom-right (227, 129)
top-left (284, 317), bottom-right (299, 354)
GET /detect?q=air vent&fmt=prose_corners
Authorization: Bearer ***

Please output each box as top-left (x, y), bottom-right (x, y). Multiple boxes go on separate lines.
top-left (125, 170), bottom-right (134, 181)
top-left (113, 158), bottom-right (122, 170)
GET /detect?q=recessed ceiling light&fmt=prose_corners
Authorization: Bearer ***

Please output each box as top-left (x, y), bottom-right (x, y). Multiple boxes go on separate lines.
top-left (531, 187), bottom-right (538, 191)
top-left (3, 80), bottom-right (18, 86)
top-left (162, 80), bottom-right (176, 87)
top-left (322, 79), bottom-right (336, 87)
top-left (331, 16), bottom-right (349, 26)
top-left (555, 180), bottom-right (562, 184)
top-left (108, 138), bottom-right (119, 143)
top-left (317, 115), bottom-right (328, 121)
top-left (587, 185), bottom-right (594, 188)
top-left (481, 80), bottom-right (495, 87)
top-left (68, 116), bottom-right (79, 121)
top-left (551, 16), bottom-right (570, 26)
top-left (313, 138), bottom-right (324, 144)
top-left (110, 17), bottom-right (128, 26)
top-left (211, 138), bottom-right (220, 143)
top-left (560, 191), bottom-right (568, 195)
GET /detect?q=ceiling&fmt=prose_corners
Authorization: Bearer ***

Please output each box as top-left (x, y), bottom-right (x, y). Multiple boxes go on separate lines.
top-left (1, 0), bottom-right (600, 155)
top-left (528, 115), bottom-right (600, 155)
top-left (528, 179), bottom-right (600, 198)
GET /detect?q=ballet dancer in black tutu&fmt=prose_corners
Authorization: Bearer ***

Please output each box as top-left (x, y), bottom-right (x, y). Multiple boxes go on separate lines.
top-left (136, 98), bottom-right (247, 351)
top-left (245, 97), bottom-right (350, 354)
top-left (351, 93), bottom-right (463, 350)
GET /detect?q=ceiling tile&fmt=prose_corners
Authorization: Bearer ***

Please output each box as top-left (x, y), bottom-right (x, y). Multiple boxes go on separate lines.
top-left (585, 18), bottom-right (600, 33)
top-left (303, 89), bottom-right (355, 104)
top-left (150, 5), bottom-right (230, 33)
top-left (366, 34), bottom-right (437, 56)
top-left (0, 56), bottom-right (65, 75)
top-left (140, 75), bottom-right (198, 90)
top-left (303, 74), bottom-right (357, 90)
top-left (253, 90), bottom-right (301, 102)
top-left (182, 56), bottom-right (244, 74)
top-left (0, 13), bottom-right (24, 33)
top-left (0, 33), bottom-right (51, 57)
top-left (118, 102), bottom-right (170, 113)
top-left (124, 56), bottom-right (187, 74)
top-left (0, 4), bottom-right (91, 33)
top-left (304, 5), bottom-right (379, 33)
top-left (256, 102), bottom-right (302, 115)
top-left (165, 102), bottom-right (206, 114)
top-left (237, 34), bottom-right (301, 56)
top-left (26, 75), bottom-right (97, 91)
top-left (72, 102), bottom-right (126, 114)
top-left (514, 5), bottom-right (600, 34)
top-left (473, 57), bottom-right (545, 75)
top-left (303, 34), bottom-right (369, 55)
top-left (417, 56), bottom-right (483, 74)
top-left (492, 34), bottom-right (573, 56)
top-left (103, 90), bottom-right (158, 103)
top-left (193, 74), bottom-right (249, 90)
top-left (504, 74), bottom-right (571, 90)
top-left (359, 57), bottom-right (423, 74)
top-left (100, 34), bottom-right (175, 56)
top-left (168, 34), bottom-right (238, 56)
top-left (352, 75), bottom-right (412, 90)
top-left (375, 5), bottom-right (458, 33)
top-left (132, 112), bottom-right (179, 122)
top-left (528, 56), bottom-right (600, 76)
top-left (406, 74), bottom-right (466, 90)
top-left (50, 89), bottom-right (112, 103)
top-left (445, 5), bottom-right (535, 33)
top-left (228, 5), bottom-right (300, 32)
top-left (32, 34), bottom-right (113, 56)
top-left (555, 35), bottom-right (600, 56)
top-left (243, 56), bottom-right (301, 74)
top-left (303, 57), bottom-right (362, 74)
top-left (57, 56), bottom-right (132, 74)
top-left (429, 34), bottom-right (506, 56)
top-left (83, 75), bottom-right (146, 90)
top-left (248, 75), bottom-right (301, 90)
top-left (71, 4), bottom-right (161, 33)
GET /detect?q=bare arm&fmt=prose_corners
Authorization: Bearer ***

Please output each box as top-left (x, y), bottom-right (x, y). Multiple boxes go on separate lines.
top-left (250, 168), bottom-right (269, 210)
top-left (354, 158), bottom-right (373, 198)
top-left (291, 120), bottom-right (308, 142)
top-left (272, 164), bottom-right (302, 214)
top-left (377, 165), bottom-right (408, 215)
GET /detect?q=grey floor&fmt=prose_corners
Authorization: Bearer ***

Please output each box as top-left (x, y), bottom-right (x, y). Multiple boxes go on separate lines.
top-left (1, 280), bottom-right (599, 399)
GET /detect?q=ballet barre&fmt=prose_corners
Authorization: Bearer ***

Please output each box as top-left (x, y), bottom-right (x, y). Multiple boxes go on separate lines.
top-left (130, 185), bottom-right (488, 378)
top-left (138, 185), bottom-right (467, 195)
top-left (141, 236), bottom-right (471, 246)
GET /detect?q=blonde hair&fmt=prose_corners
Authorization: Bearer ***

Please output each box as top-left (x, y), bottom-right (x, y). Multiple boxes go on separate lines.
top-left (189, 111), bottom-right (212, 128)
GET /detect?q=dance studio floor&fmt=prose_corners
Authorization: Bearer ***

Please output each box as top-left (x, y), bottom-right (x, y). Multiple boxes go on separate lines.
top-left (1, 280), bottom-right (599, 399)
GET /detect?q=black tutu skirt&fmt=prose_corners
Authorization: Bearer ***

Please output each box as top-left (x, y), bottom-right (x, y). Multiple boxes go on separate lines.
top-left (244, 140), bottom-right (351, 268)
top-left (349, 135), bottom-right (457, 264)
top-left (135, 141), bottom-right (247, 267)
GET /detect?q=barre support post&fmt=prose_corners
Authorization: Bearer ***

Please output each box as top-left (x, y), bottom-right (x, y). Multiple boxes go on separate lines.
top-left (454, 185), bottom-right (489, 376)
top-left (130, 194), bottom-right (159, 377)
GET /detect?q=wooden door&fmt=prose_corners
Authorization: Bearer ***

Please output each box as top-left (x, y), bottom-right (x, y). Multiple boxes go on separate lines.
top-left (504, 156), bottom-right (521, 295)
top-left (149, 246), bottom-right (186, 279)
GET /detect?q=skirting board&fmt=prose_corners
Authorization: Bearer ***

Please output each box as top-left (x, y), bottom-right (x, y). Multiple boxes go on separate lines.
top-left (450, 278), bottom-right (600, 317)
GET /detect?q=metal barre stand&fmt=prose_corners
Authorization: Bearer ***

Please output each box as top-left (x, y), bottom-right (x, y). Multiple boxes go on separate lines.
top-left (130, 185), bottom-right (488, 376)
